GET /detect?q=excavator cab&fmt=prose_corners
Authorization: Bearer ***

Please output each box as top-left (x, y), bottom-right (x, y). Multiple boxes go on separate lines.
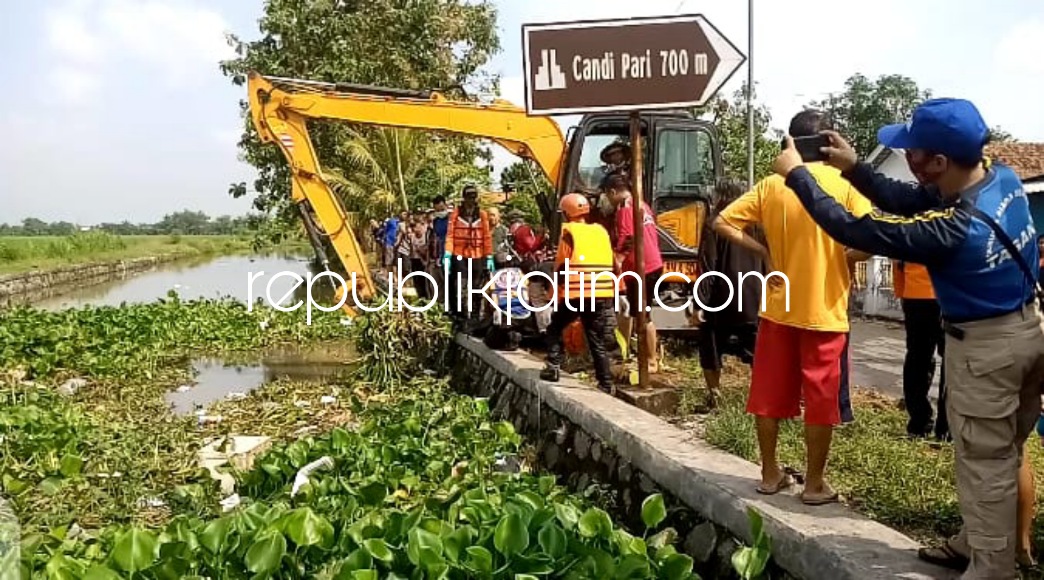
top-left (556, 111), bottom-right (721, 332)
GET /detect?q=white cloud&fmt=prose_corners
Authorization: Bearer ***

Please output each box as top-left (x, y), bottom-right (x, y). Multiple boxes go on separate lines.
top-left (994, 19), bottom-right (1044, 76)
top-left (42, 0), bottom-right (236, 96)
top-left (209, 127), bottom-right (242, 148)
top-left (98, 0), bottom-right (236, 81)
top-left (48, 67), bottom-right (102, 104)
top-left (46, 7), bottom-right (104, 64)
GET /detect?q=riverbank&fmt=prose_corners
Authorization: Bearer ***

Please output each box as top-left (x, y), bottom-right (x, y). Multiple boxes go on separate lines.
top-left (0, 235), bottom-right (314, 307)
top-left (0, 233), bottom-right (252, 275)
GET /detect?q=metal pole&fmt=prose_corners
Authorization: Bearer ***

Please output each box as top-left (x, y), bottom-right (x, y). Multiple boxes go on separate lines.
top-left (746, 0), bottom-right (754, 186)
top-left (629, 112), bottom-right (648, 390)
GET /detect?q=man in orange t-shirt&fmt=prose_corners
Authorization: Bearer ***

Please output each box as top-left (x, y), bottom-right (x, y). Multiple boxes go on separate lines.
top-left (714, 110), bottom-right (872, 505)
top-left (893, 260), bottom-right (948, 440)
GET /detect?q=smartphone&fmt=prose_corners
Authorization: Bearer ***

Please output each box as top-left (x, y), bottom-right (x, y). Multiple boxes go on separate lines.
top-left (781, 134), bottom-right (830, 162)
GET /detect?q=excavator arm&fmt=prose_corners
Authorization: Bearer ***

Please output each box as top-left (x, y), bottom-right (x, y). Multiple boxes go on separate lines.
top-left (246, 72), bottom-right (567, 315)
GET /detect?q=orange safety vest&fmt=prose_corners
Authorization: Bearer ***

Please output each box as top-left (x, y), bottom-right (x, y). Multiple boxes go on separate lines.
top-left (557, 222), bottom-right (616, 300)
top-left (893, 261), bottom-right (935, 300)
top-left (445, 208), bottom-right (492, 259)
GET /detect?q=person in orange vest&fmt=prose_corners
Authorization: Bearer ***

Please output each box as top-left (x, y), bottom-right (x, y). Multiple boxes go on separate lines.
top-left (892, 260), bottom-right (948, 440)
top-left (539, 193), bottom-right (616, 394)
top-left (443, 184), bottom-right (493, 327)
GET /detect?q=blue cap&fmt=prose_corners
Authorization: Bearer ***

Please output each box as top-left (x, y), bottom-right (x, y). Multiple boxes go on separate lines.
top-left (877, 98), bottom-right (988, 164)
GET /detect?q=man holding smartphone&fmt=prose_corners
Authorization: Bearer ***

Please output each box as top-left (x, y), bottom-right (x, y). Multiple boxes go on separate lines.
top-left (772, 98), bottom-right (1044, 579)
top-left (713, 110), bottom-right (873, 505)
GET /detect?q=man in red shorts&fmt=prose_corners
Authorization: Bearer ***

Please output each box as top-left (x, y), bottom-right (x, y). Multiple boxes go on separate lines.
top-left (712, 110), bottom-right (872, 505)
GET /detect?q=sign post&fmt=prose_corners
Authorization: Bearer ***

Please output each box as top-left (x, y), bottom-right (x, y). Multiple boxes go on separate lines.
top-left (629, 111), bottom-right (648, 389)
top-left (521, 14), bottom-right (745, 391)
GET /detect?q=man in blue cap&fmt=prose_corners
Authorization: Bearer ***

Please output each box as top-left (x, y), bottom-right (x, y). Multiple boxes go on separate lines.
top-left (770, 98), bottom-right (1044, 579)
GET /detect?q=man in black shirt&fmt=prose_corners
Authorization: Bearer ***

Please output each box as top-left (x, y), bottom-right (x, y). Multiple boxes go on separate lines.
top-left (694, 179), bottom-right (767, 407)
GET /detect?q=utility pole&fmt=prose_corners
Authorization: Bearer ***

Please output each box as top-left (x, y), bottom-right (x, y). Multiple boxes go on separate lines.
top-left (746, 0), bottom-right (754, 187)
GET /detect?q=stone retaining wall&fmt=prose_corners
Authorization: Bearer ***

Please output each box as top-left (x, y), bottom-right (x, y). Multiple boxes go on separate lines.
top-left (450, 335), bottom-right (957, 580)
top-left (0, 256), bottom-right (170, 306)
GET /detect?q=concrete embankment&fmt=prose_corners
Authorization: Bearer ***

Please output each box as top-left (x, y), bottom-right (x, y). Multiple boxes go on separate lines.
top-left (0, 255), bottom-right (176, 306)
top-left (451, 334), bottom-right (958, 580)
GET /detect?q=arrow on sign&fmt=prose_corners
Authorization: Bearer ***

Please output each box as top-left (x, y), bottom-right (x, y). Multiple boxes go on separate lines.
top-left (697, 16), bottom-right (745, 105)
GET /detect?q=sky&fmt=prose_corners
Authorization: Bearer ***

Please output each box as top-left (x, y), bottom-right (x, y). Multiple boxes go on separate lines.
top-left (1, 0), bottom-right (1043, 225)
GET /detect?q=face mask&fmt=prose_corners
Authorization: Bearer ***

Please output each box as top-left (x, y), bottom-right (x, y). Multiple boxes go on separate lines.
top-left (905, 151), bottom-right (945, 186)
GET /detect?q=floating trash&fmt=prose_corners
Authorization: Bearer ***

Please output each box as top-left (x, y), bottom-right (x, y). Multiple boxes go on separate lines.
top-left (225, 392), bottom-right (247, 401)
top-left (58, 378), bottom-right (87, 396)
top-left (291, 456), bottom-right (334, 497)
top-left (175, 385), bottom-right (193, 393)
top-left (219, 494), bottom-right (241, 512)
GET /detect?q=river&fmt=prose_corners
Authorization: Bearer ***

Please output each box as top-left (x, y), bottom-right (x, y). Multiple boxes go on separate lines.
top-left (27, 252), bottom-right (361, 414)
top-left (32, 253), bottom-right (318, 310)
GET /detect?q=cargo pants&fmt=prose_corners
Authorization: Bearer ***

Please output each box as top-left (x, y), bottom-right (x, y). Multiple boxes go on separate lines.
top-left (943, 302), bottom-right (1044, 579)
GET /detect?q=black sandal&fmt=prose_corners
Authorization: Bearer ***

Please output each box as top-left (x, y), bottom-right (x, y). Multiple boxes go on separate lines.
top-left (917, 541), bottom-right (969, 572)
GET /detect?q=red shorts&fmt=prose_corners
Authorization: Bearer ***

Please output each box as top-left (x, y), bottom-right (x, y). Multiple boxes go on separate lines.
top-left (747, 318), bottom-right (847, 425)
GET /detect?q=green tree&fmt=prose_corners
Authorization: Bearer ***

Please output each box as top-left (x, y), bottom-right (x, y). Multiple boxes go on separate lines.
top-left (21, 218), bottom-right (48, 236)
top-left (220, 0), bottom-right (500, 228)
top-left (693, 83), bottom-right (781, 183)
top-left (156, 210), bottom-right (211, 235)
top-left (988, 126), bottom-right (1016, 143)
top-left (499, 160), bottom-right (553, 227)
top-left (808, 74), bottom-right (930, 159)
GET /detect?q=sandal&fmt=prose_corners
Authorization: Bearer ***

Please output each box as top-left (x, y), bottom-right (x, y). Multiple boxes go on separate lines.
top-left (800, 488), bottom-right (840, 506)
top-left (917, 540), bottom-right (970, 572)
top-left (755, 473), bottom-right (794, 495)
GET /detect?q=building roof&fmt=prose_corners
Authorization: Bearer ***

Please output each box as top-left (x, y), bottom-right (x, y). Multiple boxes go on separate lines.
top-left (866, 143), bottom-right (1044, 182)
top-left (983, 143), bottom-right (1044, 181)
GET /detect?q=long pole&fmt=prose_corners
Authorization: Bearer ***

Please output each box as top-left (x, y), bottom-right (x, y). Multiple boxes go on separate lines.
top-left (629, 112), bottom-right (648, 390)
top-left (746, 0), bottom-right (754, 186)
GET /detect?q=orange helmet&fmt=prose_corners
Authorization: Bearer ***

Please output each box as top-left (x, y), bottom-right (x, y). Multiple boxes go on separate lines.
top-left (559, 193), bottom-right (590, 220)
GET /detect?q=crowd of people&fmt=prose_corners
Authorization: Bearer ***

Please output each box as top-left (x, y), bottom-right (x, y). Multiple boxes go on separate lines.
top-left (366, 96), bottom-right (1043, 579)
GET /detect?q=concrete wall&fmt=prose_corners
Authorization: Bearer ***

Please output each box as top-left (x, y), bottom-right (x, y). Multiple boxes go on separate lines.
top-left (451, 335), bottom-right (957, 580)
top-left (0, 256), bottom-right (168, 306)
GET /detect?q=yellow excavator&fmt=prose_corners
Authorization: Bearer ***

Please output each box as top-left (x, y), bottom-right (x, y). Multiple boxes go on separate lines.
top-left (246, 71), bottom-right (722, 329)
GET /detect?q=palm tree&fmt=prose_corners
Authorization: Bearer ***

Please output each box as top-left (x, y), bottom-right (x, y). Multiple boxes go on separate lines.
top-left (324, 127), bottom-right (475, 222)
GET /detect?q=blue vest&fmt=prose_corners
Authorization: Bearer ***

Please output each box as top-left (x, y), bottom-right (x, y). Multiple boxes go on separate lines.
top-left (931, 164), bottom-right (1039, 321)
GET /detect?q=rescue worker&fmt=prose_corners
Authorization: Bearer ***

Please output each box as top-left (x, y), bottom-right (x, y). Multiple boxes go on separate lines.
top-left (772, 97), bottom-right (1044, 579)
top-left (540, 193), bottom-right (616, 394)
top-left (892, 259), bottom-right (949, 440)
top-left (604, 171), bottom-right (664, 374)
top-left (443, 185), bottom-right (493, 327)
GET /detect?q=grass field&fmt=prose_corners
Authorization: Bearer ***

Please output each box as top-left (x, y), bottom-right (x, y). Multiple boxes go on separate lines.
top-left (0, 232), bottom-right (253, 274)
top-left (670, 355), bottom-right (1044, 572)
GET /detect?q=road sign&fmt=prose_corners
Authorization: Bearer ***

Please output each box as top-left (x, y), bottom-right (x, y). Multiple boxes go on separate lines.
top-left (522, 14), bottom-right (745, 115)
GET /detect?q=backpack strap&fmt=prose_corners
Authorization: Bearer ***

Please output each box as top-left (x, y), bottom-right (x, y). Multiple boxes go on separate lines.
top-left (960, 199), bottom-right (1043, 305)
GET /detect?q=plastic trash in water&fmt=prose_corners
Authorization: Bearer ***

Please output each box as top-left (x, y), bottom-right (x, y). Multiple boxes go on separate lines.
top-left (58, 378), bottom-right (87, 396)
top-left (320, 396), bottom-right (336, 405)
top-left (226, 392), bottom-right (247, 401)
top-left (219, 493), bottom-right (241, 512)
top-left (175, 385), bottom-right (193, 393)
top-left (290, 456), bottom-right (334, 497)
top-left (197, 415), bottom-right (223, 427)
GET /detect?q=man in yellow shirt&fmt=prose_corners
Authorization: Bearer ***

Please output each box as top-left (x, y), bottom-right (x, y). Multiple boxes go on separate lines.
top-left (713, 110), bottom-right (872, 505)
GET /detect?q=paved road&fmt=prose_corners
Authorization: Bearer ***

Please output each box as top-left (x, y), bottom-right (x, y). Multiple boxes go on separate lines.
top-left (848, 316), bottom-right (942, 401)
